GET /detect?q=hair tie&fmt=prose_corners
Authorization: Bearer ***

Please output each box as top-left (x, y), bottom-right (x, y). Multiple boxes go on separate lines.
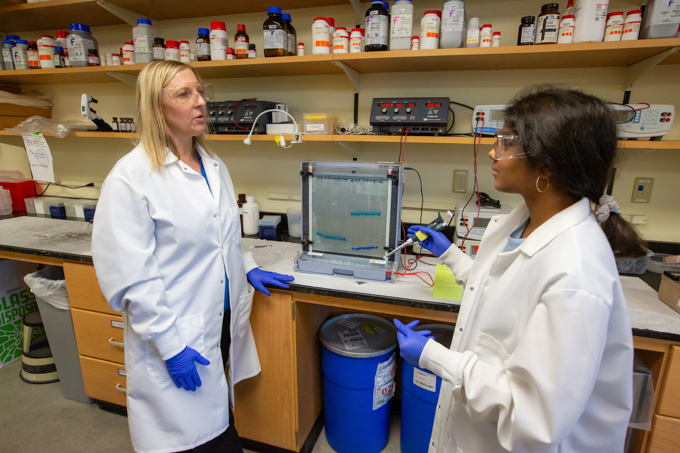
top-left (595, 195), bottom-right (621, 223)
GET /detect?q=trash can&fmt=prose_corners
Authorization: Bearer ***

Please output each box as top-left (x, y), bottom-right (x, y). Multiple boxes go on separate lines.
top-left (624, 355), bottom-right (655, 453)
top-left (320, 314), bottom-right (398, 453)
top-left (24, 267), bottom-right (93, 404)
top-left (401, 324), bottom-right (455, 453)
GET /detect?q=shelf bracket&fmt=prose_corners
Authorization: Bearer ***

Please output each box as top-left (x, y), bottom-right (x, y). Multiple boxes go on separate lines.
top-left (348, 0), bottom-right (364, 24)
top-left (624, 47), bottom-right (679, 90)
top-left (107, 72), bottom-right (137, 86)
top-left (332, 61), bottom-right (361, 92)
top-left (337, 141), bottom-right (361, 158)
top-left (97, 1), bottom-right (154, 26)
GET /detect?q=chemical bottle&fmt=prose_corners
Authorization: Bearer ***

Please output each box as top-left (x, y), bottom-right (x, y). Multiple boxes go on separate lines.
top-left (390, 0), bottom-right (414, 51)
top-left (333, 27), bottom-right (350, 53)
top-left (466, 17), bottom-right (480, 47)
top-left (518, 15), bottom-right (536, 45)
top-left (3, 40), bottom-right (15, 70)
top-left (12, 40), bottom-right (29, 70)
top-left (133, 18), bottom-right (156, 64)
top-left (412, 35), bottom-right (420, 49)
top-left (196, 29), bottom-right (210, 61)
top-left (237, 193), bottom-right (247, 230)
top-left (298, 43), bottom-right (305, 55)
top-left (326, 17), bottom-right (335, 53)
top-left (621, 10), bottom-right (642, 41)
top-left (420, 11), bottom-right (442, 50)
top-left (350, 28), bottom-right (364, 52)
top-left (565, 0), bottom-right (575, 15)
top-left (88, 48), bottom-right (100, 66)
top-left (111, 54), bottom-right (121, 65)
top-left (111, 117), bottom-right (119, 132)
top-left (55, 31), bottom-right (67, 51)
top-left (492, 31), bottom-right (501, 47)
top-left (480, 24), bottom-right (493, 47)
top-left (557, 14), bottom-right (575, 43)
top-left (66, 24), bottom-right (98, 68)
top-left (572, 0), bottom-right (609, 43)
top-left (640, 0), bottom-right (680, 39)
top-left (263, 7), bottom-right (288, 57)
top-left (210, 21), bottom-right (228, 60)
top-left (312, 17), bottom-right (331, 54)
top-left (535, 3), bottom-right (560, 45)
top-left (226, 48), bottom-right (235, 60)
top-left (37, 35), bottom-right (56, 69)
top-left (123, 42), bottom-right (135, 65)
top-left (180, 41), bottom-right (191, 62)
top-left (234, 24), bottom-right (249, 59)
top-left (27, 41), bottom-right (40, 69)
top-left (248, 43), bottom-right (257, 58)
top-left (54, 46), bottom-right (65, 67)
top-left (441, 0), bottom-right (466, 48)
top-left (604, 12), bottom-right (624, 42)
top-left (282, 13), bottom-right (297, 56)
top-left (242, 196), bottom-right (260, 236)
top-left (365, 0), bottom-right (389, 51)
top-left (165, 40), bottom-right (180, 61)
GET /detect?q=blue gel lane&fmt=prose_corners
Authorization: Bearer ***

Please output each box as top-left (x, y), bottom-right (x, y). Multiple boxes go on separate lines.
top-left (316, 233), bottom-right (347, 242)
top-left (350, 212), bottom-right (381, 216)
top-left (351, 246), bottom-right (379, 251)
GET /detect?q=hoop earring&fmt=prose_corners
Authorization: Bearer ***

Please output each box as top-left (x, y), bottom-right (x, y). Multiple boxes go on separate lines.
top-left (536, 175), bottom-right (550, 193)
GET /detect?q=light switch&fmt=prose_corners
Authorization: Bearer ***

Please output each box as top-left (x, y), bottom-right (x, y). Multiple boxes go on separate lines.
top-left (631, 177), bottom-right (654, 204)
top-left (453, 170), bottom-right (468, 193)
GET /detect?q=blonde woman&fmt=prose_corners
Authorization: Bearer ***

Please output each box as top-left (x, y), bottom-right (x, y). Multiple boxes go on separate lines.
top-left (92, 61), bottom-right (294, 453)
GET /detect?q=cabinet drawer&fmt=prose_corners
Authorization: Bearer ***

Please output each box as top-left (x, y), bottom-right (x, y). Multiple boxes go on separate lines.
top-left (63, 262), bottom-right (118, 315)
top-left (72, 308), bottom-right (124, 364)
top-left (657, 346), bottom-right (680, 418)
top-left (648, 414), bottom-right (680, 452)
top-left (80, 356), bottom-right (127, 407)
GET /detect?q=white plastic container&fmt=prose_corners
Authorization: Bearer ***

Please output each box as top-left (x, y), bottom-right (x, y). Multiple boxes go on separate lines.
top-left (298, 43), bottom-right (305, 55)
top-left (332, 27), bottom-right (350, 53)
top-left (640, 0), bottom-right (680, 39)
top-left (557, 14), bottom-right (575, 44)
top-left (2, 41), bottom-right (15, 70)
top-left (466, 17), bottom-right (480, 47)
top-left (133, 18), bottom-right (156, 64)
top-left (412, 36), bottom-right (420, 49)
top-left (303, 113), bottom-right (334, 134)
top-left (492, 31), bottom-right (501, 47)
top-left (480, 23), bottom-right (492, 47)
top-left (210, 21), bottom-right (228, 61)
top-left (123, 42), bottom-right (135, 65)
top-left (350, 28), bottom-right (363, 53)
top-left (441, 0), bottom-right (466, 48)
top-left (112, 54), bottom-right (121, 65)
top-left (287, 207), bottom-right (302, 238)
top-left (66, 23), bottom-right (98, 67)
top-left (573, 0), bottom-right (610, 43)
top-left (55, 31), bottom-right (68, 51)
top-left (12, 40), bottom-right (29, 70)
top-left (312, 17), bottom-right (331, 54)
top-left (604, 11), bottom-right (624, 42)
top-left (420, 10), bottom-right (442, 49)
top-left (390, 0), bottom-right (414, 50)
top-left (37, 35), bottom-right (56, 69)
top-left (242, 196), bottom-right (260, 235)
top-left (622, 10), bottom-right (643, 41)
top-left (180, 41), bottom-right (191, 62)
top-left (165, 40), bottom-right (180, 61)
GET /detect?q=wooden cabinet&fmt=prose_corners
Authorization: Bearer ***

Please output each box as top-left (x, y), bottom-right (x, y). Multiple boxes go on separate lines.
top-left (80, 356), bottom-right (128, 407)
top-left (71, 308), bottom-right (124, 364)
top-left (648, 415), bottom-right (680, 453)
top-left (657, 346), bottom-right (680, 419)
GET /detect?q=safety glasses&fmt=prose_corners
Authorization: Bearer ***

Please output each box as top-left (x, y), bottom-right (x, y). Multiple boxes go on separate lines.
top-left (493, 132), bottom-right (526, 161)
top-left (161, 82), bottom-right (214, 104)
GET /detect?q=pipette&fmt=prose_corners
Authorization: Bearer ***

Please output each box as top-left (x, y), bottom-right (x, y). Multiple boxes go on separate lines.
top-left (383, 211), bottom-right (454, 260)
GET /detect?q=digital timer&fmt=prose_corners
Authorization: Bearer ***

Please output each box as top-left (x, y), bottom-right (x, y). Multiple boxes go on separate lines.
top-left (370, 97), bottom-right (450, 135)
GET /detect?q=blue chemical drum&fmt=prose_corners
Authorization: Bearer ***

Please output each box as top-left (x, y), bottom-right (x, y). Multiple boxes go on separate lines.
top-left (320, 314), bottom-right (398, 453)
top-left (400, 324), bottom-right (455, 453)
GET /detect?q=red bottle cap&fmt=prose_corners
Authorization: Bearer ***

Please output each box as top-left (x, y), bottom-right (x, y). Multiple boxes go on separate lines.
top-left (627, 10), bottom-right (642, 15)
top-left (55, 30), bottom-right (68, 38)
top-left (562, 14), bottom-right (575, 19)
top-left (211, 21), bottom-right (226, 31)
top-left (424, 10), bottom-right (442, 19)
top-left (180, 40), bottom-right (190, 44)
top-left (237, 24), bottom-right (246, 32)
top-left (336, 27), bottom-right (347, 31)
top-left (482, 24), bottom-right (492, 28)
top-left (40, 35), bottom-right (53, 39)
top-left (314, 17), bottom-right (328, 22)
top-left (493, 32), bottom-right (501, 36)
top-left (325, 17), bottom-right (335, 27)
top-left (166, 40), bottom-right (180, 49)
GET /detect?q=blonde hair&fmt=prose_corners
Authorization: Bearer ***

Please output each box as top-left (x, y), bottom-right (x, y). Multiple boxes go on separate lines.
top-left (136, 60), bottom-right (212, 172)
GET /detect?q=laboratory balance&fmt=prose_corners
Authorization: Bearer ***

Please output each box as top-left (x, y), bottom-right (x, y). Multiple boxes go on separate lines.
top-left (295, 161), bottom-right (404, 282)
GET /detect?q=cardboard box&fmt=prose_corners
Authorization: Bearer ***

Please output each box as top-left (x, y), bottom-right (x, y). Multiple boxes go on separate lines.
top-left (0, 104), bottom-right (52, 129)
top-left (663, 255), bottom-right (680, 265)
top-left (659, 272), bottom-right (680, 315)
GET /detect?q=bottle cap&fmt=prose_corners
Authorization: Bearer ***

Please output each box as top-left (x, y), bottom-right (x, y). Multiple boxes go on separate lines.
top-left (70, 24), bottom-right (91, 33)
top-left (424, 10), bottom-right (442, 18)
top-left (137, 18), bottom-right (152, 26)
top-left (198, 28), bottom-right (209, 35)
top-left (55, 46), bottom-right (63, 51)
top-left (246, 196), bottom-right (255, 203)
top-left (562, 14), bottom-right (575, 19)
top-left (40, 35), bottom-right (54, 39)
top-left (210, 21), bottom-right (226, 31)
top-left (28, 41), bottom-right (37, 44)
top-left (124, 42), bottom-right (134, 46)
top-left (627, 10), bottom-right (642, 15)
top-left (16, 40), bottom-right (28, 45)
top-left (314, 17), bottom-right (328, 22)
top-left (166, 40), bottom-right (180, 49)
top-left (412, 36), bottom-right (419, 39)
top-left (382, 2), bottom-right (389, 9)
top-left (248, 43), bottom-right (256, 50)
top-left (4, 40), bottom-right (14, 45)
top-left (55, 31), bottom-right (68, 39)
top-left (521, 16), bottom-right (536, 23)
top-left (542, 3), bottom-right (560, 11)
top-left (482, 24), bottom-right (492, 28)
top-left (154, 37), bottom-right (165, 44)
top-left (180, 40), bottom-right (190, 45)
top-left (6, 35), bottom-right (20, 40)
top-left (607, 11), bottom-right (624, 17)
top-left (237, 24), bottom-right (246, 32)
top-left (282, 13), bottom-right (292, 21)
top-left (298, 43), bottom-right (304, 47)
top-left (493, 32), bottom-right (501, 35)
top-left (336, 27), bottom-right (347, 31)
top-left (267, 6), bottom-right (283, 15)
top-left (326, 17), bottom-right (335, 27)
top-left (469, 17), bottom-right (480, 28)
top-left (226, 47), bottom-right (235, 54)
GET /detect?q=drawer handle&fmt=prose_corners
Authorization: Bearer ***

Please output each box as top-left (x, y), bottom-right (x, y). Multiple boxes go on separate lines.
top-left (116, 384), bottom-right (127, 393)
top-left (108, 338), bottom-right (124, 347)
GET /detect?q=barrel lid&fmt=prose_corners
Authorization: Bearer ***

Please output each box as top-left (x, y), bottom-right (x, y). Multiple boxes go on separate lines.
top-left (415, 324), bottom-right (454, 347)
top-left (320, 314), bottom-right (397, 358)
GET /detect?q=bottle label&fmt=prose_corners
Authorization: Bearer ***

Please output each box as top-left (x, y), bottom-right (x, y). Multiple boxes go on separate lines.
top-left (520, 24), bottom-right (536, 43)
top-left (153, 47), bottom-right (165, 59)
top-left (210, 36), bottom-right (228, 52)
top-left (27, 50), bottom-right (39, 66)
top-left (391, 14), bottom-right (413, 38)
top-left (442, 5), bottom-right (465, 32)
top-left (333, 36), bottom-right (348, 51)
top-left (650, 0), bottom-right (680, 25)
top-left (197, 42), bottom-right (210, 57)
top-left (112, 122), bottom-right (118, 131)
top-left (248, 49), bottom-right (257, 58)
top-left (264, 29), bottom-right (287, 50)
top-left (133, 34), bottom-right (153, 53)
top-left (605, 16), bottom-right (624, 40)
top-left (622, 21), bottom-right (641, 38)
top-left (180, 49), bottom-right (190, 62)
top-left (235, 41), bottom-right (248, 55)
top-left (421, 16), bottom-right (441, 38)
top-left (68, 36), bottom-right (94, 62)
top-left (366, 14), bottom-right (388, 46)
top-left (13, 49), bottom-right (28, 67)
top-left (2, 47), bottom-right (13, 65)
top-left (52, 53), bottom-right (61, 67)
top-left (480, 29), bottom-right (493, 46)
top-left (466, 29), bottom-right (479, 45)
top-left (312, 24), bottom-right (330, 49)
top-left (536, 14), bottom-right (560, 43)
top-left (595, 4), bottom-right (609, 22)
top-left (288, 34), bottom-right (296, 54)
top-left (350, 38), bottom-right (363, 52)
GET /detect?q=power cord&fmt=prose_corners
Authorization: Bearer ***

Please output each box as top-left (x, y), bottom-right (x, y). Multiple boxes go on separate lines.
top-left (38, 182), bottom-right (95, 196)
top-left (446, 101), bottom-right (476, 137)
top-left (404, 167), bottom-right (423, 223)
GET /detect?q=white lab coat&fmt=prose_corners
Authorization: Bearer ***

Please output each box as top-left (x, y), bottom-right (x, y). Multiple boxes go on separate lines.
top-left (420, 198), bottom-right (634, 453)
top-left (91, 144), bottom-right (261, 453)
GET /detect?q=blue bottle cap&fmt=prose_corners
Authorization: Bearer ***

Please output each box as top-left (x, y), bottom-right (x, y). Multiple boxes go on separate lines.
top-left (198, 28), bottom-right (210, 35)
top-left (6, 35), bottom-right (20, 40)
top-left (70, 23), bottom-right (91, 33)
top-left (55, 46), bottom-right (63, 51)
top-left (267, 6), bottom-right (282, 15)
top-left (3, 40), bottom-right (14, 45)
top-left (137, 18), bottom-right (152, 26)
top-left (16, 39), bottom-right (28, 45)
top-left (282, 13), bottom-right (292, 21)
top-left (383, 1), bottom-right (389, 9)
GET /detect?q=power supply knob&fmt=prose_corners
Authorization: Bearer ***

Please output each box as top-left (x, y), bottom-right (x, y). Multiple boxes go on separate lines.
top-left (406, 108), bottom-right (411, 114)
top-left (382, 108), bottom-right (387, 114)
top-left (394, 108), bottom-right (399, 114)
top-left (218, 111), bottom-right (223, 115)
top-left (227, 110), bottom-right (233, 115)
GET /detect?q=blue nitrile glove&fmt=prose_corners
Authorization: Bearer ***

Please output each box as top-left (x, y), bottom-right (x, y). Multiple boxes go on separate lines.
top-left (165, 346), bottom-right (210, 392)
top-left (394, 319), bottom-right (434, 367)
top-left (247, 268), bottom-right (295, 296)
top-left (406, 226), bottom-right (452, 257)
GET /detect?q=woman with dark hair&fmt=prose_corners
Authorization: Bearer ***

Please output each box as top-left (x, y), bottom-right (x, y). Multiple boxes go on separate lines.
top-left (395, 86), bottom-right (643, 452)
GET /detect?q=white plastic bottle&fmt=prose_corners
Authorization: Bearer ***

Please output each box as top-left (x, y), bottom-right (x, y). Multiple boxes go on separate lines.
top-left (573, 0), bottom-right (610, 43)
top-left (133, 18), bottom-right (156, 64)
top-left (420, 10), bottom-right (442, 49)
top-left (12, 40), bottom-right (29, 70)
top-left (180, 41), bottom-right (191, 62)
top-left (312, 17), bottom-right (330, 54)
top-left (640, 0), bottom-right (680, 39)
top-left (332, 27), bottom-right (350, 53)
top-left (411, 36), bottom-right (420, 49)
top-left (350, 28), bottom-right (363, 52)
top-left (165, 40), bottom-right (180, 62)
top-left (622, 10), bottom-right (642, 41)
top-left (37, 35), bottom-right (56, 68)
top-left (390, 0), bottom-right (414, 50)
top-left (123, 42), bottom-right (135, 65)
top-left (466, 17), bottom-right (480, 47)
top-left (242, 196), bottom-right (260, 236)
top-left (480, 23), bottom-right (492, 47)
top-left (298, 43), bottom-right (305, 55)
top-left (210, 21), bottom-right (228, 61)
top-left (604, 11), bottom-right (624, 42)
top-left (492, 31), bottom-right (501, 47)
top-left (441, 0), bottom-right (466, 48)
top-left (557, 14), bottom-right (575, 44)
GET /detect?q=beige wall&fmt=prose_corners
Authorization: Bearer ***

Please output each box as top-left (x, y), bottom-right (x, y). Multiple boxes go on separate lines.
top-left (2, 0), bottom-right (679, 241)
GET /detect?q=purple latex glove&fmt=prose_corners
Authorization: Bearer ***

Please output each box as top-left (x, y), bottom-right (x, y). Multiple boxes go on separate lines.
top-left (165, 346), bottom-right (210, 392)
top-left (247, 268), bottom-right (295, 296)
top-left (406, 226), bottom-right (452, 257)
top-left (394, 319), bottom-right (434, 367)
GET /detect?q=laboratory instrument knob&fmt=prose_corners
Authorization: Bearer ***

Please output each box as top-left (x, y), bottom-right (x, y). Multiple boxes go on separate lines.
top-left (406, 108), bottom-right (411, 114)
top-left (227, 110), bottom-right (233, 115)
top-left (382, 108), bottom-right (387, 113)
top-left (209, 111), bottom-right (214, 115)
top-left (218, 111), bottom-right (223, 115)
top-left (394, 108), bottom-right (399, 114)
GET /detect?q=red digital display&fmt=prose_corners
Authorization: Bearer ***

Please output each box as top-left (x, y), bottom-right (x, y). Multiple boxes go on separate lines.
top-left (380, 103), bottom-right (393, 108)
top-left (396, 103), bottom-right (403, 108)
top-left (427, 103), bottom-right (442, 108)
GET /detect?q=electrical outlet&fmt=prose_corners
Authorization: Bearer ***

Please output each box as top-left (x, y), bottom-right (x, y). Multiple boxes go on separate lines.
top-left (453, 170), bottom-right (468, 193)
top-left (631, 178), bottom-right (654, 203)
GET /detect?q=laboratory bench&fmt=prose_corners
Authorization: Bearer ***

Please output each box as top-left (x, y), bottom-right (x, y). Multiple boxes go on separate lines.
top-left (1, 216), bottom-right (680, 453)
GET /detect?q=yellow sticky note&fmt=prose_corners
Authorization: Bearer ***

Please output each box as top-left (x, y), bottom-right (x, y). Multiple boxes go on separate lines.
top-left (433, 264), bottom-right (463, 300)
